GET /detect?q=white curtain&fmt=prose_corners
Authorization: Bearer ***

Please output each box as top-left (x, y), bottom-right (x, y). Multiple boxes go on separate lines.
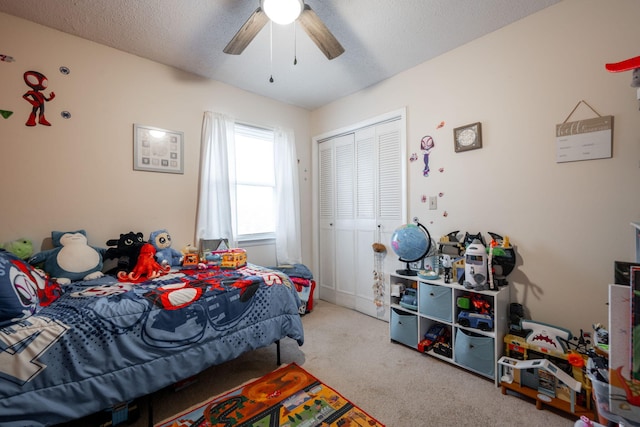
top-left (196, 113), bottom-right (301, 265)
top-left (195, 112), bottom-right (236, 246)
top-left (274, 127), bottom-right (302, 265)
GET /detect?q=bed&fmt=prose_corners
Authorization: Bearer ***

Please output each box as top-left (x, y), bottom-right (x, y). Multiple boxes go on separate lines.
top-left (0, 250), bottom-right (305, 427)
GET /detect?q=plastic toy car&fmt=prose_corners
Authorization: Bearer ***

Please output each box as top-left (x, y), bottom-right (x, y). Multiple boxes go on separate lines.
top-left (457, 311), bottom-right (493, 331)
top-left (433, 342), bottom-right (452, 358)
top-left (418, 324), bottom-right (450, 352)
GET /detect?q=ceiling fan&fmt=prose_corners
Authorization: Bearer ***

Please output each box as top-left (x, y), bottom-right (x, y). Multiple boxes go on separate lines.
top-left (223, 0), bottom-right (345, 60)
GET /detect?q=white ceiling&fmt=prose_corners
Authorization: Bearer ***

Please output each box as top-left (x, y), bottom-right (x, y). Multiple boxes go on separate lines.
top-left (0, 0), bottom-right (561, 110)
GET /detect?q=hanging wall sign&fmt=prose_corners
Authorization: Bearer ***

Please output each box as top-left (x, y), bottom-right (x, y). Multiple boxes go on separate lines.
top-left (555, 100), bottom-right (613, 163)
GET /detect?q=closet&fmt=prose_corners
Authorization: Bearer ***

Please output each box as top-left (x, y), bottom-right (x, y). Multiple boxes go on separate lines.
top-left (314, 109), bottom-right (406, 319)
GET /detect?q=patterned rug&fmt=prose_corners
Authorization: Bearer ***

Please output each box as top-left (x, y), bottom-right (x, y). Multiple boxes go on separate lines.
top-left (155, 363), bottom-right (384, 427)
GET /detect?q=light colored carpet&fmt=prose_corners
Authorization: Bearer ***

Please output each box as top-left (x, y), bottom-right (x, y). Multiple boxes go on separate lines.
top-left (72, 301), bottom-right (578, 426)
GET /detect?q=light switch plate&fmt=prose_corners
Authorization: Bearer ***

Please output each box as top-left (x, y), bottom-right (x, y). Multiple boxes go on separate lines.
top-left (428, 196), bottom-right (437, 210)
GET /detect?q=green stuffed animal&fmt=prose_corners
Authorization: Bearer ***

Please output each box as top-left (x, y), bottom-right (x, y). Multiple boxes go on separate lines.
top-left (3, 238), bottom-right (33, 260)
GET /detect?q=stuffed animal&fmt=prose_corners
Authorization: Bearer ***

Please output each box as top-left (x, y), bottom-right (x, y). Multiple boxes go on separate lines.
top-left (149, 229), bottom-right (182, 266)
top-left (2, 238), bottom-right (33, 260)
top-left (104, 231), bottom-right (145, 274)
top-left (29, 230), bottom-right (105, 285)
top-left (117, 243), bottom-right (170, 283)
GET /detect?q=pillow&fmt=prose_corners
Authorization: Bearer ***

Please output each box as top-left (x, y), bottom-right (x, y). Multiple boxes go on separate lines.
top-left (0, 249), bottom-right (60, 325)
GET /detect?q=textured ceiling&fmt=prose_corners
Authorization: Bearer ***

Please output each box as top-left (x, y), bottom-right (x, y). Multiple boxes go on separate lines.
top-left (0, 0), bottom-right (561, 110)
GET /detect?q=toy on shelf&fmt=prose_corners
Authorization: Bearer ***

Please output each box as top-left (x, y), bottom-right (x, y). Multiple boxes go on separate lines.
top-left (463, 239), bottom-right (488, 290)
top-left (463, 232), bottom-right (485, 247)
top-left (458, 311), bottom-right (493, 331)
top-left (456, 293), bottom-right (494, 331)
top-left (508, 303), bottom-right (526, 336)
top-left (418, 323), bottom-right (450, 353)
top-left (439, 254), bottom-right (453, 283)
top-left (438, 231), bottom-right (464, 257)
top-left (486, 232), bottom-right (516, 288)
top-left (417, 269), bottom-right (439, 280)
top-left (592, 323), bottom-right (608, 354)
top-left (399, 288), bottom-right (417, 311)
top-left (440, 231), bottom-right (516, 290)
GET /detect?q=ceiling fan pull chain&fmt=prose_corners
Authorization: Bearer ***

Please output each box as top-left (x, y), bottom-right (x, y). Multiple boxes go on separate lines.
top-left (293, 22), bottom-right (298, 65)
top-left (269, 21), bottom-right (274, 83)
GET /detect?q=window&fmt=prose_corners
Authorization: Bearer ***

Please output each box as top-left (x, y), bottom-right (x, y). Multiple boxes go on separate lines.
top-left (231, 123), bottom-right (276, 240)
top-left (196, 112), bottom-right (301, 263)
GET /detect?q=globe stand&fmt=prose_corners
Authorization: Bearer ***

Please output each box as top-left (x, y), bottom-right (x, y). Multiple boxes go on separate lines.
top-left (396, 261), bottom-right (417, 276)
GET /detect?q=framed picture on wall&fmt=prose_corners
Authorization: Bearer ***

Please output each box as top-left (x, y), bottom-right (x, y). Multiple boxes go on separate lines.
top-left (133, 124), bottom-right (184, 174)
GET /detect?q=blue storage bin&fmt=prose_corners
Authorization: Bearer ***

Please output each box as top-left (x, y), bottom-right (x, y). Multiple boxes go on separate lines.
top-left (390, 308), bottom-right (418, 348)
top-left (454, 328), bottom-right (495, 377)
top-left (419, 283), bottom-right (452, 322)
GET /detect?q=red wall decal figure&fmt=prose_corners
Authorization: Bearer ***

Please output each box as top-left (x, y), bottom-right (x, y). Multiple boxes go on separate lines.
top-left (22, 70), bottom-right (55, 126)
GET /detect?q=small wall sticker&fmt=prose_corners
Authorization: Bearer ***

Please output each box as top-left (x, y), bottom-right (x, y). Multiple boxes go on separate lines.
top-left (420, 135), bottom-right (434, 177)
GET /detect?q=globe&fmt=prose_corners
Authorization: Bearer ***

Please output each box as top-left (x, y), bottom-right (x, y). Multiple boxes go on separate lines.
top-left (390, 222), bottom-right (431, 275)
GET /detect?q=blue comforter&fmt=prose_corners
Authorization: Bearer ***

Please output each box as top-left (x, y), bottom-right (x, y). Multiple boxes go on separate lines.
top-left (0, 263), bottom-right (304, 426)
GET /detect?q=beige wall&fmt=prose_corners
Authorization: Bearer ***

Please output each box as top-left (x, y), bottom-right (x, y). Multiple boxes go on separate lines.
top-left (310, 0), bottom-right (640, 334)
top-left (0, 12), bottom-right (312, 267)
top-left (2, 0), bottom-right (640, 336)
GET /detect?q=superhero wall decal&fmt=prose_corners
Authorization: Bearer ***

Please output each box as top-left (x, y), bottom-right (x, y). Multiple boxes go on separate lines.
top-left (22, 70), bottom-right (55, 126)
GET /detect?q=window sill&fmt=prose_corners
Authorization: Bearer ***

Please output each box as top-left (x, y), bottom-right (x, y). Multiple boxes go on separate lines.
top-left (236, 236), bottom-right (276, 246)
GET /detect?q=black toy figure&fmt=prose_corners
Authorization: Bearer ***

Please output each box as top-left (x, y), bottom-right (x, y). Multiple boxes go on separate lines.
top-left (104, 231), bottom-right (145, 274)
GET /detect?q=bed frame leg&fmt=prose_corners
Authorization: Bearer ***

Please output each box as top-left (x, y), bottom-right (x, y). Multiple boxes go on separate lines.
top-left (276, 339), bottom-right (281, 365)
top-left (148, 394), bottom-right (153, 427)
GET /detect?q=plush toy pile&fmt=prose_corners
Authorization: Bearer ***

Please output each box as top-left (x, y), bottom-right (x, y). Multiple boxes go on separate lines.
top-left (28, 230), bottom-right (105, 285)
top-left (6, 228), bottom-right (188, 287)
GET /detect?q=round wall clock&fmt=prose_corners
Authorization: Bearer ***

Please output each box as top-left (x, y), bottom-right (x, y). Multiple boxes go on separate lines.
top-left (453, 122), bottom-right (482, 152)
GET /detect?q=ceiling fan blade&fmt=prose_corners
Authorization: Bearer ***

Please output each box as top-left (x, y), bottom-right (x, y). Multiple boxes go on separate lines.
top-left (297, 5), bottom-right (344, 60)
top-left (223, 7), bottom-right (269, 55)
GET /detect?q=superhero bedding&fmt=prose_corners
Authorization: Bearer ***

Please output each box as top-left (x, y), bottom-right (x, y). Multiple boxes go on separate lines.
top-left (0, 250), bottom-right (305, 427)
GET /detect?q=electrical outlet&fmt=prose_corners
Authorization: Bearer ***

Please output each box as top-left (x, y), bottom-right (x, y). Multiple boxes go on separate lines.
top-left (428, 196), bottom-right (437, 210)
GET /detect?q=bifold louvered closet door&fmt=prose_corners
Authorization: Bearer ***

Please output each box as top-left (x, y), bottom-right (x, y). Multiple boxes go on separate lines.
top-left (318, 113), bottom-right (406, 319)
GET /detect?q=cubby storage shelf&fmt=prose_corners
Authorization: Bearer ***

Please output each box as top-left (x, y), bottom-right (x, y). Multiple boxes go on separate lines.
top-left (389, 273), bottom-right (510, 385)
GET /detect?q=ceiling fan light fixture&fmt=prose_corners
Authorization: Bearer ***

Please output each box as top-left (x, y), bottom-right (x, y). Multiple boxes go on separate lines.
top-left (262, 0), bottom-right (303, 25)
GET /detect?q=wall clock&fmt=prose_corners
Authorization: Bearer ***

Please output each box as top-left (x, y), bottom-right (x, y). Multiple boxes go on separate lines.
top-left (453, 122), bottom-right (482, 152)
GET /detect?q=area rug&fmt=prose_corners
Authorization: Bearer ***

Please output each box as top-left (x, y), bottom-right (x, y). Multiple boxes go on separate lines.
top-left (155, 363), bottom-right (384, 427)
